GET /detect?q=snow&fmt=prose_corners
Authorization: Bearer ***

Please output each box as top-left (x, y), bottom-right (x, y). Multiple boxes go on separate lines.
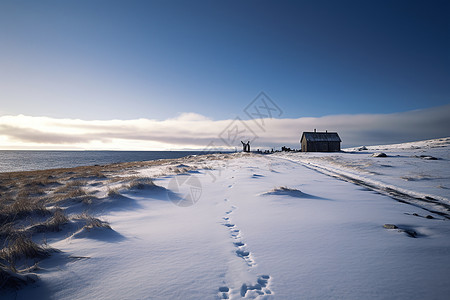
top-left (274, 137), bottom-right (450, 217)
top-left (4, 138), bottom-right (450, 299)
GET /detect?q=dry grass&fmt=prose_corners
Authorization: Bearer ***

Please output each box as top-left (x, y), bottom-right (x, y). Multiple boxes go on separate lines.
top-left (0, 175), bottom-right (108, 290)
top-left (66, 187), bottom-right (87, 198)
top-left (173, 167), bottom-right (187, 173)
top-left (49, 209), bottom-right (69, 228)
top-left (0, 197), bottom-right (50, 224)
top-left (0, 263), bottom-right (36, 290)
top-left (30, 209), bottom-right (69, 233)
top-left (66, 180), bottom-right (88, 187)
top-left (23, 175), bottom-right (59, 187)
top-left (17, 187), bottom-right (46, 198)
top-left (0, 234), bottom-right (51, 265)
top-left (51, 181), bottom-right (90, 203)
top-left (127, 178), bottom-right (155, 190)
top-left (107, 187), bottom-right (122, 197)
top-left (53, 180), bottom-right (87, 195)
top-left (78, 195), bottom-right (99, 205)
top-left (88, 171), bottom-right (107, 179)
top-left (272, 186), bottom-right (297, 192)
top-left (0, 223), bottom-right (14, 242)
top-left (73, 213), bottom-right (111, 230)
top-left (85, 218), bottom-right (111, 230)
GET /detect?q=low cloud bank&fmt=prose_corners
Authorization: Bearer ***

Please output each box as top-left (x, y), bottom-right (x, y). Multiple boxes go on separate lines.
top-left (0, 106), bottom-right (449, 150)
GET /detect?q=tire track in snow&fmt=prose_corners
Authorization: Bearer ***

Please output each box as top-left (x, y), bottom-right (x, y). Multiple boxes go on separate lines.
top-left (276, 156), bottom-right (450, 219)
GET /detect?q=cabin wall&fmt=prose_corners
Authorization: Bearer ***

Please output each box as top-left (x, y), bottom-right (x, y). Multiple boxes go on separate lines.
top-left (302, 141), bottom-right (341, 152)
top-left (329, 141), bottom-right (340, 152)
top-left (301, 138), bottom-right (307, 152)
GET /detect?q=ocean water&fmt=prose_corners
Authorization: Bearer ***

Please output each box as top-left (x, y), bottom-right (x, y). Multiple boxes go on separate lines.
top-left (0, 151), bottom-right (217, 173)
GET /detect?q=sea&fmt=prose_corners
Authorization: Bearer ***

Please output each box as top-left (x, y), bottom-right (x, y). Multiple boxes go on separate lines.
top-left (0, 150), bottom-right (224, 173)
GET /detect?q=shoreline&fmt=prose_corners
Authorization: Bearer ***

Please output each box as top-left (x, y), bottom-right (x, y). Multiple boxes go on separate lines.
top-left (0, 150), bottom-right (236, 174)
top-left (0, 152), bottom-right (244, 178)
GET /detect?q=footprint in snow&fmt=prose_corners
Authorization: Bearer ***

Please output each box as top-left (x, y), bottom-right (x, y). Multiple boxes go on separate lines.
top-left (236, 249), bottom-right (250, 257)
top-left (240, 275), bottom-right (273, 298)
top-left (235, 248), bottom-right (255, 266)
top-left (225, 205), bottom-right (237, 215)
top-left (230, 229), bottom-right (241, 239)
top-left (225, 206), bottom-right (237, 215)
top-left (233, 241), bottom-right (245, 247)
top-left (218, 286), bottom-right (230, 299)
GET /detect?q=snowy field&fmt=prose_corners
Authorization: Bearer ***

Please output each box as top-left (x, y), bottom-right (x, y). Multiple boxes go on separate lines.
top-left (3, 138), bottom-right (450, 299)
top-left (275, 137), bottom-right (450, 217)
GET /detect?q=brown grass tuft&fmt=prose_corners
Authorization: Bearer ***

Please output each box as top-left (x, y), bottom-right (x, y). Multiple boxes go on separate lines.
top-left (73, 213), bottom-right (111, 229)
top-left (107, 187), bottom-right (121, 197)
top-left (127, 178), bottom-right (155, 190)
top-left (0, 198), bottom-right (50, 224)
top-left (0, 263), bottom-right (36, 290)
top-left (90, 171), bottom-right (107, 179)
top-left (31, 209), bottom-right (69, 233)
top-left (53, 180), bottom-right (87, 194)
top-left (66, 180), bottom-right (88, 188)
top-left (0, 234), bottom-right (51, 264)
top-left (66, 187), bottom-right (87, 198)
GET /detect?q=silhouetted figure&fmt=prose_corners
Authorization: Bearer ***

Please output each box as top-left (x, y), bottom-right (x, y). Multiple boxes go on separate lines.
top-left (240, 141), bottom-right (251, 152)
top-left (241, 141), bottom-right (246, 152)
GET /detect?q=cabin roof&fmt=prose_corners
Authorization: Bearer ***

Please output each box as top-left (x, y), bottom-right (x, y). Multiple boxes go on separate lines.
top-left (301, 132), bottom-right (341, 142)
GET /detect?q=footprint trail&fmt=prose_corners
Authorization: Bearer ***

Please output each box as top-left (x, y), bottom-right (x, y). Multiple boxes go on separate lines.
top-left (218, 201), bottom-right (274, 298)
top-left (222, 205), bottom-right (255, 267)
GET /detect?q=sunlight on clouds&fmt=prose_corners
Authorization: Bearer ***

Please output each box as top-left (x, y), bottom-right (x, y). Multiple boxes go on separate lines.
top-left (168, 112), bottom-right (213, 122)
top-left (0, 105), bottom-right (449, 150)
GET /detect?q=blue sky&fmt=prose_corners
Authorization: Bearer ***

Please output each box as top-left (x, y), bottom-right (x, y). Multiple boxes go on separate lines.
top-left (1, 0), bottom-right (449, 120)
top-left (0, 0), bottom-right (449, 149)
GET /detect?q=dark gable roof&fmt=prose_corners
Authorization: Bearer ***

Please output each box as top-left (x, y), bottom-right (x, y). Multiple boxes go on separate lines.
top-left (301, 132), bottom-right (341, 142)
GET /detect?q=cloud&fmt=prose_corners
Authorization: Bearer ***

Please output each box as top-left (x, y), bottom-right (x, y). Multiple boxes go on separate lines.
top-left (0, 124), bottom-right (103, 144)
top-left (0, 105), bottom-right (449, 150)
top-left (168, 112), bottom-right (212, 122)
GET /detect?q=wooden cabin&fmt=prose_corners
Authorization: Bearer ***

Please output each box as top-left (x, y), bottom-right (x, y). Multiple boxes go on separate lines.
top-left (300, 130), bottom-right (341, 152)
